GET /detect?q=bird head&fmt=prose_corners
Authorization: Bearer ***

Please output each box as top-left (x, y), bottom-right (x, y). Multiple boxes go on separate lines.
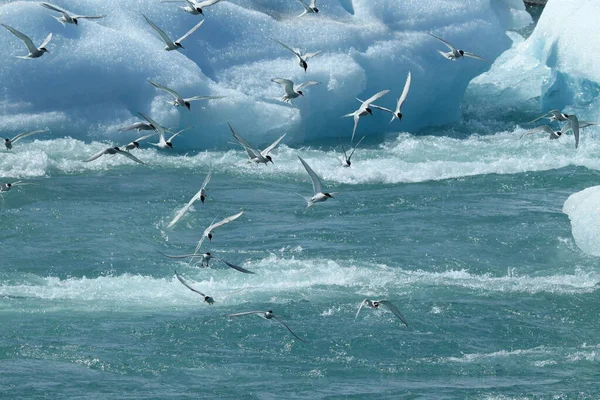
top-left (266, 155), bottom-right (274, 164)
top-left (297, 90), bottom-right (304, 97)
top-left (346, 160), bottom-right (351, 167)
top-left (301, 61), bottom-right (308, 72)
top-left (40, 47), bottom-right (50, 53)
top-left (208, 233), bottom-right (213, 241)
top-left (184, 101), bottom-right (191, 110)
top-left (113, 147), bottom-right (120, 150)
top-left (205, 252), bottom-right (211, 256)
top-left (366, 108), bottom-right (373, 116)
top-left (166, 142), bottom-right (173, 149)
top-left (196, 7), bottom-right (204, 14)
top-left (4, 138), bottom-right (9, 143)
top-left (459, 50), bottom-right (464, 56)
top-left (73, 18), bottom-right (78, 25)
top-left (312, 7), bottom-right (319, 13)
top-left (132, 141), bottom-right (140, 149)
top-left (396, 112), bottom-right (402, 120)
top-left (176, 42), bottom-right (184, 49)
top-left (6, 183), bottom-right (12, 188)
top-left (205, 296), bottom-right (214, 304)
top-left (325, 193), bottom-right (334, 198)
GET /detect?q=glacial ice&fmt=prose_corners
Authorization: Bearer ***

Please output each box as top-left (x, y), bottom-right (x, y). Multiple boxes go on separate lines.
top-left (563, 186), bottom-right (600, 257)
top-left (0, 0), bottom-right (528, 148)
top-left (467, 0), bottom-right (600, 124)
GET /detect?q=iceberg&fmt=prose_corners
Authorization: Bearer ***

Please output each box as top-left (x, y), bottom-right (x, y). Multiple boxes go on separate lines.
top-left (467, 0), bottom-right (600, 125)
top-left (0, 0), bottom-right (528, 148)
top-left (563, 186), bottom-right (600, 257)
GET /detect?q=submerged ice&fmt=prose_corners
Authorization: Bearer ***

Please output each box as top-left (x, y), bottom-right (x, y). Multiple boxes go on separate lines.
top-left (0, 0), bottom-right (529, 148)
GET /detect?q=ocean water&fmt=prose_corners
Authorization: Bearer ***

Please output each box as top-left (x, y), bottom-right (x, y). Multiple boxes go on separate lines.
top-left (1, 130), bottom-right (599, 399)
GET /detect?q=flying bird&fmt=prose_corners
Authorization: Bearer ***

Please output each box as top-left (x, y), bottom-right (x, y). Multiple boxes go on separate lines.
top-left (152, 127), bottom-right (191, 150)
top-left (160, 252), bottom-right (255, 273)
top-left (84, 147), bottom-right (146, 165)
top-left (4, 129), bottom-right (48, 150)
top-left (520, 125), bottom-right (566, 141)
top-left (339, 136), bottom-right (365, 167)
top-left (272, 39), bottom-right (321, 72)
top-left (0, 181), bottom-right (28, 193)
top-left (369, 72), bottom-right (411, 123)
top-left (2, 24), bottom-right (52, 59)
top-left (174, 270), bottom-right (214, 304)
top-left (148, 80), bottom-right (224, 110)
top-left (143, 14), bottom-right (204, 51)
top-left (296, 0), bottom-right (318, 17)
top-left (40, 3), bottom-right (106, 26)
top-left (297, 156), bottom-right (334, 207)
top-left (136, 112), bottom-right (171, 136)
top-left (162, 0), bottom-right (223, 15)
top-left (227, 310), bottom-right (305, 342)
top-left (190, 211), bottom-right (244, 256)
top-left (271, 78), bottom-right (320, 103)
top-left (355, 299), bottom-right (409, 327)
top-left (344, 89), bottom-right (389, 142)
top-left (167, 169), bottom-right (213, 228)
top-left (228, 123), bottom-right (286, 164)
top-left (427, 33), bottom-right (484, 61)
top-left (119, 122), bottom-right (155, 133)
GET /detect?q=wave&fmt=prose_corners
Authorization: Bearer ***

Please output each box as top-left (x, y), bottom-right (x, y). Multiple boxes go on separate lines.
top-left (1, 256), bottom-right (596, 311)
top-left (2, 129), bottom-right (600, 183)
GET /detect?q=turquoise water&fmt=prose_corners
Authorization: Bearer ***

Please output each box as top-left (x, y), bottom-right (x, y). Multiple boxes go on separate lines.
top-left (1, 131), bottom-right (599, 399)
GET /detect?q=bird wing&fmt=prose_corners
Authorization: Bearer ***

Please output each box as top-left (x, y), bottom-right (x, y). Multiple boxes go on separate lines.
top-left (2, 25), bottom-right (38, 54)
top-left (303, 51), bottom-right (321, 60)
top-left (309, 0), bottom-right (317, 8)
top-left (363, 89), bottom-right (390, 106)
top-left (219, 259), bottom-right (255, 274)
top-left (261, 133), bottom-right (286, 157)
top-left (427, 32), bottom-right (457, 52)
top-left (271, 78), bottom-right (295, 97)
top-left (347, 136), bottom-right (365, 161)
top-left (116, 149), bottom-right (146, 165)
top-left (149, 80), bottom-right (182, 101)
top-left (207, 211), bottom-right (244, 233)
top-left (175, 271), bottom-right (206, 297)
top-left (272, 38), bottom-right (301, 58)
top-left (272, 315), bottom-right (306, 342)
top-left (159, 251), bottom-right (202, 259)
top-left (228, 123), bottom-right (261, 159)
top-left (185, 95), bottom-right (225, 102)
top-left (369, 103), bottom-right (393, 113)
top-left (527, 110), bottom-right (559, 124)
top-left (197, 0), bottom-right (222, 7)
top-left (201, 169), bottom-right (212, 191)
top-left (463, 51), bottom-right (484, 61)
top-left (143, 14), bottom-right (173, 45)
top-left (520, 125), bottom-right (555, 139)
top-left (167, 127), bottom-right (192, 143)
top-left (297, 80), bottom-right (321, 91)
top-left (579, 121), bottom-right (598, 129)
top-left (39, 33), bottom-right (53, 49)
top-left (351, 114), bottom-right (359, 143)
top-left (397, 71), bottom-right (411, 112)
top-left (137, 112), bottom-right (165, 135)
top-left (297, 156), bottom-right (323, 195)
top-left (72, 14), bottom-right (106, 20)
top-left (11, 129), bottom-right (48, 143)
top-left (40, 2), bottom-right (71, 17)
top-left (227, 311), bottom-right (266, 317)
top-left (167, 189), bottom-right (203, 228)
top-left (568, 115), bottom-right (580, 149)
top-left (379, 300), bottom-right (409, 327)
top-left (119, 122), bottom-right (151, 131)
top-left (355, 299), bottom-right (369, 319)
top-left (295, 0), bottom-right (312, 12)
top-left (176, 19), bottom-right (205, 44)
top-left (84, 148), bottom-right (108, 162)
top-left (133, 132), bottom-right (158, 143)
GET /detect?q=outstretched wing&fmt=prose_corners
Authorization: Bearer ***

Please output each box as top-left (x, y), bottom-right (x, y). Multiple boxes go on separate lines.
top-left (527, 110), bottom-right (559, 124)
top-left (427, 32), bottom-right (457, 52)
top-left (272, 316), bottom-right (306, 342)
top-left (143, 14), bottom-right (173, 45)
top-left (219, 259), bottom-right (255, 274)
top-left (197, 0), bottom-right (222, 7)
top-left (176, 19), bottom-right (205, 44)
top-left (295, 0), bottom-right (312, 12)
top-left (39, 33), bottom-right (53, 49)
top-left (72, 14), bottom-right (106, 20)
top-left (120, 122), bottom-right (152, 132)
top-left (567, 115), bottom-right (580, 149)
top-left (297, 156), bottom-right (323, 195)
top-left (519, 125), bottom-right (555, 139)
top-left (167, 127), bottom-right (192, 143)
top-left (397, 71), bottom-right (411, 112)
top-left (201, 169), bottom-right (212, 191)
top-left (159, 251), bottom-right (202, 259)
top-left (116, 149), bottom-right (146, 165)
top-left (174, 270), bottom-right (206, 297)
top-left (208, 211), bottom-right (244, 232)
top-left (185, 95), bottom-right (226, 102)
top-left (137, 112), bottom-right (166, 135)
top-left (167, 188), bottom-right (203, 228)
top-left (369, 103), bottom-right (393, 113)
top-left (11, 129), bottom-right (48, 143)
top-left (303, 50), bottom-right (321, 60)
top-left (149, 80), bottom-right (182, 101)
top-left (132, 132), bottom-right (158, 143)
top-left (355, 299), bottom-right (369, 319)
top-left (351, 114), bottom-right (359, 143)
top-left (379, 300), bottom-right (409, 327)
top-left (84, 148), bottom-right (108, 162)
top-left (272, 38), bottom-right (301, 58)
top-left (261, 133), bottom-right (286, 157)
top-left (463, 51), bottom-right (484, 61)
top-left (228, 311), bottom-right (265, 317)
top-left (347, 136), bottom-right (365, 161)
top-left (40, 2), bottom-right (70, 16)
top-left (363, 90), bottom-right (390, 106)
top-left (2, 24), bottom-right (38, 54)
top-left (297, 80), bottom-right (321, 91)
top-left (229, 123), bottom-right (260, 159)
top-left (271, 78), bottom-right (295, 97)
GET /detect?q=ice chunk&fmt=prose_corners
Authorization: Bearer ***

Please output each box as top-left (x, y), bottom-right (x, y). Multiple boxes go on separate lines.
top-left (563, 186), bottom-right (600, 256)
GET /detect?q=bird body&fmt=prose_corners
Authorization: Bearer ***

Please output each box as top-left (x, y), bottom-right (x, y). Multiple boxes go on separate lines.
top-left (344, 90), bottom-right (389, 142)
top-left (40, 3), bottom-right (106, 26)
top-left (2, 24), bottom-right (52, 59)
top-left (297, 156), bottom-right (333, 206)
top-left (228, 310), bottom-right (305, 342)
top-left (427, 33), bottom-right (484, 61)
top-left (143, 15), bottom-right (204, 51)
top-left (175, 270), bottom-right (214, 304)
top-left (4, 129), bottom-right (48, 150)
top-left (356, 299), bottom-right (409, 327)
top-left (167, 169), bottom-right (213, 228)
top-left (272, 78), bottom-right (320, 103)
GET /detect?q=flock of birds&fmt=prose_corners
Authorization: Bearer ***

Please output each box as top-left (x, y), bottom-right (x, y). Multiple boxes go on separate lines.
top-left (1, 0), bottom-right (595, 342)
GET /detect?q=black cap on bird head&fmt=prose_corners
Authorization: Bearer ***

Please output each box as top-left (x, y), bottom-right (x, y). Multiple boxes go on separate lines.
top-left (313, 6), bottom-right (319, 13)
top-left (366, 108), bottom-right (373, 116)
top-left (40, 47), bottom-right (49, 53)
top-left (176, 42), bottom-right (184, 49)
top-left (267, 310), bottom-right (273, 313)
top-left (132, 141), bottom-right (140, 149)
top-left (205, 252), bottom-right (211, 256)
top-left (396, 112), bottom-right (403, 120)
top-left (266, 155), bottom-right (273, 164)
top-left (301, 60), bottom-right (308, 72)
top-left (4, 138), bottom-right (8, 143)
top-left (184, 101), bottom-right (191, 110)
top-left (73, 18), bottom-right (78, 25)
top-left (166, 142), bottom-right (173, 149)
top-left (113, 147), bottom-right (120, 150)
top-left (297, 90), bottom-right (304, 96)
top-left (6, 183), bottom-right (12, 188)
top-left (208, 233), bottom-right (213, 241)
top-left (459, 50), bottom-right (464, 55)
top-left (325, 193), bottom-right (334, 198)
top-left (196, 7), bottom-right (204, 14)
